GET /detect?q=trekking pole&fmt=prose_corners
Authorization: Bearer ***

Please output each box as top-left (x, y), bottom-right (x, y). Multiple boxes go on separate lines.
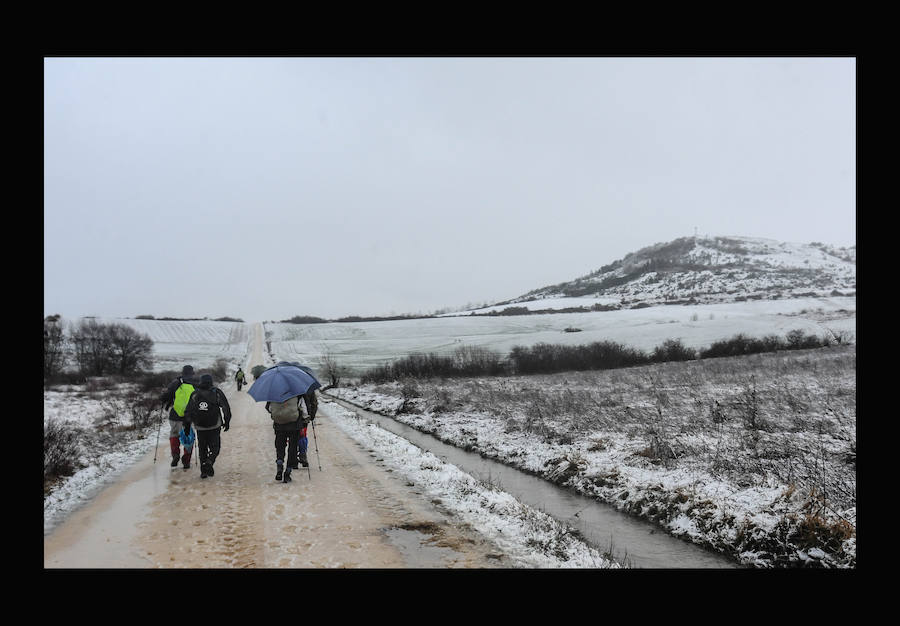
top-left (153, 406), bottom-right (164, 464)
top-left (302, 426), bottom-right (311, 480)
top-left (311, 418), bottom-right (322, 471)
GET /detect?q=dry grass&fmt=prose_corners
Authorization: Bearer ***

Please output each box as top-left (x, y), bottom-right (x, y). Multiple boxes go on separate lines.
top-left (346, 344), bottom-right (856, 567)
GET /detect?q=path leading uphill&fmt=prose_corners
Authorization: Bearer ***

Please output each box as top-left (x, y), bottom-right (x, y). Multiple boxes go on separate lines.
top-left (44, 324), bottom-right (509, 568)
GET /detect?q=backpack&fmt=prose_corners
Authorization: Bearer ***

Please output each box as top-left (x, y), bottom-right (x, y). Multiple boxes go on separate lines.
top-left (173, 378), bottom-right (195, 417)
top-left (269, 396), bottom-right (300, 424)
top-left (190, 387), bottom-right (221, 428)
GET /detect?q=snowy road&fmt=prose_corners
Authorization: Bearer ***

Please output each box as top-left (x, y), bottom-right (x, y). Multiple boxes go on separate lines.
top-left (44, 324), bottom-right (510, 568)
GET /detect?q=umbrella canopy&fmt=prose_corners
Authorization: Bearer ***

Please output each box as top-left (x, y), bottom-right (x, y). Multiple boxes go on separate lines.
top-left (248, 364), bottom-right (321, 403)
top-left (275, 361), bottom-right (320, 384)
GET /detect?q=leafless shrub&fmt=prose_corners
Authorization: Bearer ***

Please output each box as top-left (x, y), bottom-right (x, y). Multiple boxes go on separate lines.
top-left (44, 419), bottom-right (83, 488)
top-left (126, 390), bottom-right (161, 429)
top-left (397, 380), bottom-right (421, 414)
top-left (709, 400), bottom-right (729, 424)
top-left (735, 376), bottom-right (768, 431)
top-left (204, 358), bottom-right (230, 383)
top-left (95, 398), bottom-right (123, 430)
top-left (92, 389), bottom-right (160, 431)
top-left (85, 377), bottom-right (116, 396)
top-left (319, 343), bottom-right (346, 388)
top-left (428, 388), bottom-right (454, 414)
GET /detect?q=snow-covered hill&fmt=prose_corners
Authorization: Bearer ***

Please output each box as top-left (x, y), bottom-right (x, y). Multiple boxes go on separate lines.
top-left (483, 236), bottom-right (855, 314)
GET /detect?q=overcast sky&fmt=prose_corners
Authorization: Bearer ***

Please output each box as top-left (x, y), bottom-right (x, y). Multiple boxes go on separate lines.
top-left (44, 56), bottom-right (856, 322)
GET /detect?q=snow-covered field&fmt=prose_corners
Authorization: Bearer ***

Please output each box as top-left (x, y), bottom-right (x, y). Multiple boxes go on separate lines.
top-left (266, 296), bottom-right (855, 376)
top-left (86, 317), bottom-right (253, 373)
top-left (325, 344), bottom-right (856, 568)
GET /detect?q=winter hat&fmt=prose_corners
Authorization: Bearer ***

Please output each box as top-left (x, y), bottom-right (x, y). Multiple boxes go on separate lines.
top-left (182, 365), bottom-right (195, 377)
top-left (199, 373), bottom-right (213, 389)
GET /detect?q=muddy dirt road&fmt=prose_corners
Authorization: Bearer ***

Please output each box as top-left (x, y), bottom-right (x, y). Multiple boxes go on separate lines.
top-left (44, 324), bottom-right (509, 568)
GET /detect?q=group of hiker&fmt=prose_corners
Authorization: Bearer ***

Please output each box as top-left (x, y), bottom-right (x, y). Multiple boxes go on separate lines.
top-left (159, 364), bottom-right (317, 482)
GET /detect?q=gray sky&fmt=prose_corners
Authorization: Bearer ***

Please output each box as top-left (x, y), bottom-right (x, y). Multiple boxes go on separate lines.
top-left (44, 57), bottom-right (856, 322)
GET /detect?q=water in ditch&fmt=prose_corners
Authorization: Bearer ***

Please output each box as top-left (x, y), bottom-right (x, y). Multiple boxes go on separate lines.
top-left (325, 395), bottom-right (738, 569)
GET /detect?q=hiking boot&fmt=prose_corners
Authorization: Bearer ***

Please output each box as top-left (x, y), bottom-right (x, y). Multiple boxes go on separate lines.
top-left (299, 453), bottom-right (309, 468)
top-left (200, 467), bottom-right (208, 479)
top-left (171, 456), bottom-right (179, 468)
top-left (283, 469), bottom-right (292, 483)
top-left (206, 464), bottom-right (214, 477)
top-left (275, 463), bottom-right (283, 481)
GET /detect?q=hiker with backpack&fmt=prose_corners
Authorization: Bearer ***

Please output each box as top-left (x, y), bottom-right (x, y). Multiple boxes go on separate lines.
top-left (235, 367), bottom-right (246, 391)
top-left (158, 365), bottom-right (197, 469)
top-left (265, 392), bottom-right (316, 482)
top-left (183, 373), bottom-right (232, 479)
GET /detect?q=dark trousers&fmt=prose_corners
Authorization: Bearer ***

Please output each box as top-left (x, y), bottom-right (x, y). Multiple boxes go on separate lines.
top-left (274, 429), bottom-right (299, 469)
top-left (197, 428), bottom-right (222, 467)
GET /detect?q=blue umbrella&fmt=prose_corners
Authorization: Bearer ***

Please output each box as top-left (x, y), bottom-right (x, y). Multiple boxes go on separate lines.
top-left (275, 361), bottom-right (320, 384)
top-left (248, 364), bottom-right (321, 403)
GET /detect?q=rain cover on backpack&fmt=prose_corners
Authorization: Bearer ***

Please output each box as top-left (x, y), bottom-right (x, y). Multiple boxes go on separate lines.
top-left (173, 379), bottom-right (195, 417)
top-left (270, 396), bottom-right (300, 424)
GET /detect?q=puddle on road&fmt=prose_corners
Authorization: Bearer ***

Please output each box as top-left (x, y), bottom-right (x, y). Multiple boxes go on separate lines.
top-left (44, 448), bottom-right (172, 568)
top-left (383, 523), bottom-right (461, 568)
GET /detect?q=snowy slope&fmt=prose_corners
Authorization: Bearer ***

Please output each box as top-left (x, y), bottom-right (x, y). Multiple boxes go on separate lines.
top-left (483, 236), bottom-right (855, 313)
top-left (86, 317), bottom-right (253, 372)
top-left (267, 295), bottom-right (855, 376)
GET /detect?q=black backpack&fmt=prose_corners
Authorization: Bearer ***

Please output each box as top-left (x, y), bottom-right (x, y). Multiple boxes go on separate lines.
top-left (191, 387), bottom-right (223, 428)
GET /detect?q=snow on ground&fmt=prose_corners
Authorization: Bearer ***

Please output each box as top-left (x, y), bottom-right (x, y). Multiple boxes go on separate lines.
top-left (506, 237), bottom-right (855, 310)
top-left (266, 296), bottom-right (855, 375)
top-left (442, 296), bottom-right (622, 315)
top-left (324, 400), bottom-right (619, 568)
top-left (45, 301), bottom-right (856, 567)
top-left (43, 387), bottom-right (161, 534)
top-left (325, 344), bottom-right (856, 569)
top-left (86, 317), bottom-right (252, 373)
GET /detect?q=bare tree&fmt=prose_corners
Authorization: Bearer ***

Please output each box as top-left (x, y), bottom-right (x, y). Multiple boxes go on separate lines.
top-left (106, 323), bottom-right (154, 375)
top-left (69, 319), bottom-right (112, 376)
top-left (68, 319), bottom-right (154, 377)
top-left (318, 343), bottom-right (345, 389)
top-left (43, 315), bottom-right (67, 381)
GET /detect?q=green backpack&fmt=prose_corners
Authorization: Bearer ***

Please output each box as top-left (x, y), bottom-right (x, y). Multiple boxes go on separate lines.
top-left (173, 379), bottom-right (195, 417)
